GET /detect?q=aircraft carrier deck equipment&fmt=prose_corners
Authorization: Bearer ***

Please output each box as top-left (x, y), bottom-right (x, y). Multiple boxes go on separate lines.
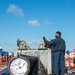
top-left (8, 39), bottom-right (52, 75)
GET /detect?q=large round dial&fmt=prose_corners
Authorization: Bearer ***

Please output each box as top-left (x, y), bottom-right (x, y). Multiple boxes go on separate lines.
top-left (8, 57), bottom-right (30, 75)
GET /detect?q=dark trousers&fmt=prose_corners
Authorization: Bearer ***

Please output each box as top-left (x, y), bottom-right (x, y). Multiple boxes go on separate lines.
top-left (52, 51), bottom-right (65, 75)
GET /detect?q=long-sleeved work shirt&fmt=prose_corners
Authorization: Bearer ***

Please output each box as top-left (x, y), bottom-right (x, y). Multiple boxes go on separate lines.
top-left (44, 37), bottom-right (66, 53)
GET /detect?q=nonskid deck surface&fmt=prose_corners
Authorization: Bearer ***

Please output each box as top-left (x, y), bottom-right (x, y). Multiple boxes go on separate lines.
top-left (0, 66), bottom-right (73, 75)
top-left (0, 66), bottom-right (9, 75)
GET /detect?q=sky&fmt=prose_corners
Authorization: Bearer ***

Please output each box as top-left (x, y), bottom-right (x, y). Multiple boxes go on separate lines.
top-left (0, 0), bottom-right (75, 52)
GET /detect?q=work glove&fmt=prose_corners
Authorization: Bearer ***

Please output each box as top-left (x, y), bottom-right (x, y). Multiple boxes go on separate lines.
top-left (43, 36), bottom-right (46, 40)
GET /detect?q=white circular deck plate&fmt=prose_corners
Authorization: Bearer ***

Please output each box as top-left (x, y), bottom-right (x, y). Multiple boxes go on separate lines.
top-left (10, 58), bottom-right (28, 75)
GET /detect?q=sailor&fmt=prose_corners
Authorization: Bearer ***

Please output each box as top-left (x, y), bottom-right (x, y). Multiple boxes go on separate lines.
top-left (43, 31), bottom-right (66, 75)
top-left (0, 47), bottom-right (4, 56)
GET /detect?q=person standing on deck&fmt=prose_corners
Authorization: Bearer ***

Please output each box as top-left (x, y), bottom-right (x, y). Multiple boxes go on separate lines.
top-left (43, 31), bottom-right (66, 75)
top-left (0, 47), bottom-right (4, 56)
